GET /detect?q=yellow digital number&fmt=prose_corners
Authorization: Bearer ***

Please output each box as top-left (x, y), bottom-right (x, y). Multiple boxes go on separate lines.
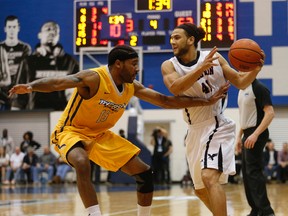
top-left (149, 0), bottom-right (170, 11)
top-left (76, 38), bottom-right (82, 46)
top-left (80, 8), bottom-right (86, 15)
top-left (109, 15), bottom-right (125, 25)
top-left (130, 35), bottom-right (138, 46)
top-left (163, 0), bottom-right (171, 9)
top-left (150, 20), bottom-right (158, 30)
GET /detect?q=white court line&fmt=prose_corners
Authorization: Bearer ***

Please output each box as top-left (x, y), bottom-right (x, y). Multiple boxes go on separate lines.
top-left (102, 196), bottom-right (198, 216)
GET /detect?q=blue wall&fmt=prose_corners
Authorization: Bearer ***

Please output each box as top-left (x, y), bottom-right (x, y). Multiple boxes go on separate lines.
top-left (1, 0), bottom-right (288, 109)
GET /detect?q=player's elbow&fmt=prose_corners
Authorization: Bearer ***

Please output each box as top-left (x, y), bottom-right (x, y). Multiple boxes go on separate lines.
top-left (268, 109), bottom-right (275, 120)
top-left (265, 106), bottom-right (275, 120)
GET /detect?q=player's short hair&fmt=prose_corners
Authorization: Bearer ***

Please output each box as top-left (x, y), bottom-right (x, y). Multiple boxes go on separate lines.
top-left (108, 45), bottom-right (138, 66)
top-left (4, 15), bottom-right (19, 26)
top-left (175, 23), bottom-right (206, 47)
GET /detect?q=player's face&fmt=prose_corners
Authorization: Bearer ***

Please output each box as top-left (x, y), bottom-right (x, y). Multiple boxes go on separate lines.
top-left (120, 58), bottom-right (139, 83)
top-left (5, 20), bottom-right (20, 39)
top-left (170, 29), bottom-right (190, 57)
top-left (39, 22), bottom-right (60, 46)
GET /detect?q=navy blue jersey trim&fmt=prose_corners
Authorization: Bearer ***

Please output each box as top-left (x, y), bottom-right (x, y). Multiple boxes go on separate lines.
top-left (185, 108), bottom-right (192, 125)
top-left (204, 116), bottom-right (219, 168)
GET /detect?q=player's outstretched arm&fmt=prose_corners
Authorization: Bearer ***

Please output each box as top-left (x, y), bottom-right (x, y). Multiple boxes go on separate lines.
top-left (9, 70), bottom-right (99, 99)
top-left (133, 80), bottom-right (229, 109)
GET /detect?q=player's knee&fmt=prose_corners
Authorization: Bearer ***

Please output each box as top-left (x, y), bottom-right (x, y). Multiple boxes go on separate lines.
top-left (133, 168), bottom-right (154, 193)
top-left (201, 169), bottom-right (220, 189)
top-left (68, 152), bottom-right (90, 172)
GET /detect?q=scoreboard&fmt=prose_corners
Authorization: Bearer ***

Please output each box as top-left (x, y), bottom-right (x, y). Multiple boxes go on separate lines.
top-left (74, 0), bottom-right (236, 54)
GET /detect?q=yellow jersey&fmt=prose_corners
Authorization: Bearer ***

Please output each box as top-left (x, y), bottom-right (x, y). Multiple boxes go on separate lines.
top-left (52, 65), bottom-right (134, 138)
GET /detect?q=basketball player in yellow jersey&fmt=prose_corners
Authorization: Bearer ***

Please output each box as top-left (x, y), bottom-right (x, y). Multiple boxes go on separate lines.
top-left (9, 45), bottom-right (229, 216)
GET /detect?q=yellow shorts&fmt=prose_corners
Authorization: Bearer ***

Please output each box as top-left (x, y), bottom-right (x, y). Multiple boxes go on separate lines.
top-left (51, 129), bottom-right (140, 172)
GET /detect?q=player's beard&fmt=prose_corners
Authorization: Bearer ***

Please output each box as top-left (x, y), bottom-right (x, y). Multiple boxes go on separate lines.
top-left (175, 43), bottom-right (190, 58)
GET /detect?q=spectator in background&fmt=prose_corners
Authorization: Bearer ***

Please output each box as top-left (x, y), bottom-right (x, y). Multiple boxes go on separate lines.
top-left (161, 128), bottom-right (173, 185)
top-left (38, 146), bottom-right (57, 184)
top-left (0, 128), bottom-right (15, 155)
top-left (119, 129), bottom-right (126, 138)
top-left (12, 21), bottom-right (79, 110)
top-left (51, 156), bottom-right (72, 184)
top-left (4, 146), bottom-right (25, 184)
top-left (277, 142), bottom-right (288, 183)
top-left (20, 131), bottom-right (41, 153)
top-left (0, 15), bottom-right (31, 110)
top-left (263, 139), bottom-right (278, 182)
top-left (150, 127), bottom-right (173, 184)
top-left (22, 147), bottom-right (40, 184)
top-left (0, 146), bottom-right (9, 183)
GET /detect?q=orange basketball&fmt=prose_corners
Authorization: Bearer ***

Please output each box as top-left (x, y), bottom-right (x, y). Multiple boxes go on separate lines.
top-left (228, 38), bottom-right (263, 72)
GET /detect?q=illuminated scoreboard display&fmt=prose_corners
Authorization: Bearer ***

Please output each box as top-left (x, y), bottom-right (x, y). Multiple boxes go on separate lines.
top-left (74, 0), bottom-right (236, 54)
top-left (199, 0), bottom-right (236, 49)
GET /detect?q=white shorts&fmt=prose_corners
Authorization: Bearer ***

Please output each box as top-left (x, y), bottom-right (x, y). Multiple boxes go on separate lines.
top-left (185, 115), bottom-right (236, 190)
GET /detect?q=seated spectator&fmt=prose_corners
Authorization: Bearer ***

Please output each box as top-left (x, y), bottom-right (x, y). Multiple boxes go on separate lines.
top-left (277, 142), bottom-right (288, 183)
top-left (0, 128), bottom-right (15, 156)
top-left (20, 131), bottom-right (41, 153)
top-left (4, 146), bottom-right (25, 184)
top-left (22, 147), bottom-right (40, 184)
top-left (0, 146), bottom-right (9, 183)
top-left (263, 139), bottom-right (278, 182)
top-left (38, 146), bottom-right (57, 184)
top-left (51, 156), bottom-right (72, 184)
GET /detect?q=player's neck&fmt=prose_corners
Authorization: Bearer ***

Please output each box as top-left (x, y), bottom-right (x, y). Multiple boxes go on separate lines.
top-left (5, 38), bottom-right (18, 46)
top-left (177, 50), bottom-right (199, 66)
top-left (178, 49), bottom-right (197, 63)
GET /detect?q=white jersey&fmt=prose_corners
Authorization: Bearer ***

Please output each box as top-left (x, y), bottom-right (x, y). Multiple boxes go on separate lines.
top-left (169, 51), bottom-right (227, 124)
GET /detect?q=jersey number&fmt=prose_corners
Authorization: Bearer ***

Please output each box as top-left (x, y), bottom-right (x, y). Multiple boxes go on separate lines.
top-left (96, 110), bottom-right (110, 123)
top-left (201, 80), bottom-right (213, 94)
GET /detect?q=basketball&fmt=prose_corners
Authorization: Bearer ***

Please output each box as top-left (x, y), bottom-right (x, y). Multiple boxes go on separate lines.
top-left (228, 38), bottom-right (263, 72)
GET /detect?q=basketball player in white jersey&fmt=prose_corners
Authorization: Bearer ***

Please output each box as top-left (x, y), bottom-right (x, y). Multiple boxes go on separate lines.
top-left (161, 23), bottom-right (265, 216)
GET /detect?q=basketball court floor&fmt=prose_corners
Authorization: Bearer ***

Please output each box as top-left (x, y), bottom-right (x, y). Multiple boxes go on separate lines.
top-left (0, 182), bottom-right (287, 216)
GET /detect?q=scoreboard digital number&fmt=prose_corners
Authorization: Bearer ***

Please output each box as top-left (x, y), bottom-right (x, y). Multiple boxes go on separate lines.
top-left (136, 0), bottom-right (172, 12)
top-left (74, 0), bottom-right (109, 53)
top-left (74, 0), bottom-right (236, 54)
top-left (199, 0), bottom-right (236, 50)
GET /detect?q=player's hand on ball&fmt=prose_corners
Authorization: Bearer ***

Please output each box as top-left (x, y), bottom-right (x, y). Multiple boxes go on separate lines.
top-left (252, 50), bottom-right (265, 72)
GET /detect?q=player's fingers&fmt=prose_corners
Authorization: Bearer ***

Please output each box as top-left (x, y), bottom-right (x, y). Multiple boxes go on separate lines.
top-left (260, 49), bottom-right (266, 60)
top-left (208, 47), bottom-right (218, 57)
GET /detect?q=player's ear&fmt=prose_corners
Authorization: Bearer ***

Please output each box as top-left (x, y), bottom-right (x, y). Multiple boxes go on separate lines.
top-left (115, 59), bottom-right (123, 68)
top-left (187, 36), bottom-right (195, 46)
top-left (38, 32), bottom-right (42, 40)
